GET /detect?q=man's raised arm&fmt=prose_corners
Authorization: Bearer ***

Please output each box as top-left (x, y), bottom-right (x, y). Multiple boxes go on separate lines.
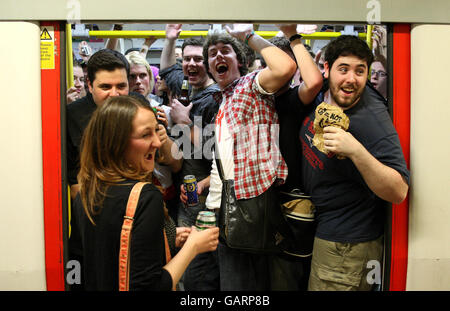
top-left (160, 24), bottom-right (182, 70)
top-left (225, 24), bottom-right (297, 94)
top-left (278, 24), bottom-right (323, 104)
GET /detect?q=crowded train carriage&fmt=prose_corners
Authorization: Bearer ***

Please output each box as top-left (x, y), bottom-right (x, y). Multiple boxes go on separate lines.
top-left (0, 0), bottom-right (449, 292)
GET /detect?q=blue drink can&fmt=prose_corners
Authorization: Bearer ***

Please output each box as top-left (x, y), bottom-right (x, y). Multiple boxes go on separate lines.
top-left (183, 175), bottom-right (198, 207)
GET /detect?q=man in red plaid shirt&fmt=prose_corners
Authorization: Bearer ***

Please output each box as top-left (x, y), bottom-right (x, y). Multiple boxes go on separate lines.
top-left (203, 24), bottom-right (297, 290)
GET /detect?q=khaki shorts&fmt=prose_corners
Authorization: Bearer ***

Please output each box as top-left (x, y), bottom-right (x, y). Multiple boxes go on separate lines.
top-left (308, 236), bottom-right (383, 291)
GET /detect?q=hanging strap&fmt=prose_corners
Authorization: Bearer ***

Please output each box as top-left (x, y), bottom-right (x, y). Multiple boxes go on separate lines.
top-left (213, 134), bottom-right (226, 182)
top-left (118, 181), bottom-right (175, 291)
top-left (119, 182), bottom-right (148, 291)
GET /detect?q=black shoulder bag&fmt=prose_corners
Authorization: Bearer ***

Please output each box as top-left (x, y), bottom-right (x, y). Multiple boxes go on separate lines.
top-left (214, 144), bottom-right (284, 254)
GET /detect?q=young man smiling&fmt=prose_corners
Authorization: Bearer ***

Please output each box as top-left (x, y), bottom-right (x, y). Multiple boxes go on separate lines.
top-left (300, 35), bottom-right (410, 291)
top-left (203, 24), bottom-right (297, 290)
top-left (159, 24), bottom-right (222, 291)
top-left (67, 49), bottom-right (130, 199)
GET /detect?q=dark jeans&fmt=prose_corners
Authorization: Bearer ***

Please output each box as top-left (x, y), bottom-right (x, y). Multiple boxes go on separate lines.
top-left (178, 202), bottom-right (220, 291)
top-left (184, 249), bottom-right (220, 291)
top-left (218, 242), bottom-right (311, 291)
top-left (218, 242), bottom-right (275, 291)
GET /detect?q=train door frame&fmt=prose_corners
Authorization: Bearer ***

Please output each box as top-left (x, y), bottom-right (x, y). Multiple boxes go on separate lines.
top-left (41, 21), bottom-right (411, 291)
top-left (41, 21), bottom-right (69, 291)
top-left (384, 23), bottom-right (411, 291)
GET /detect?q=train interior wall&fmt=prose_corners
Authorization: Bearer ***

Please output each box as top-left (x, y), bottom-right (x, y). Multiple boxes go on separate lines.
top-left (0, 21), bottom-right (46, 290)
top-left (407, 24), bottom-right (450, 290)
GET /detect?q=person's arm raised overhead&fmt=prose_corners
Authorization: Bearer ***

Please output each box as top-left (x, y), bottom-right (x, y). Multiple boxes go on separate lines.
top-left (104, 24), bottom-right (123, 50)
top-left (140, 37), bottom-right (157, 58)
top-left (160, 24), bottom-right (182, 70)
top-left (225, 24), bottom-right (297, 94)
top-left (278, 24), bottom-right (323, 104)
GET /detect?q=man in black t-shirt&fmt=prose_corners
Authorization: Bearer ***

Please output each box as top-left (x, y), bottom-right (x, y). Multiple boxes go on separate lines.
top-left (271, 26), bottom-right (323, 291)
top-left (300, 35), bottom-right (410, 291)
top-left (158, 24), bottom-right (221, 291)
top-left (67, 49), bottom-right (131, 199)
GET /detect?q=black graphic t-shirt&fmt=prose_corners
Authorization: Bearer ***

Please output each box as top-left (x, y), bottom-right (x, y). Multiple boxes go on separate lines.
top-left (300, 85), bottom-right (410, 243)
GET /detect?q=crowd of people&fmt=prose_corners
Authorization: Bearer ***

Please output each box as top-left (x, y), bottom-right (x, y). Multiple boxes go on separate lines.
top-left (67, 23), bottom-right (408, 291)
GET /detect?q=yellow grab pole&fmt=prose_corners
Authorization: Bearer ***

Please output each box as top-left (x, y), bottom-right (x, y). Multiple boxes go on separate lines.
top-left (366, 24), bottom-right (374, 50)
top-left (366, 24), bottom-right (374, 79)
top-left (90, 30), bottom-right (179, 39)
top-left (89, 30), bottom-right (367, 41)
top-left (255, 31), bottom-right (367, 40)
top-left (66, 24), bottom-right (74, 89)
top-left (66, 24), bottom-right (74, 236)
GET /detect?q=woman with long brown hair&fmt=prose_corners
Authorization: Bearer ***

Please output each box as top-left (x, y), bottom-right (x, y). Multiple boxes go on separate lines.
top-left (72, 95), bottom-right (219, 290)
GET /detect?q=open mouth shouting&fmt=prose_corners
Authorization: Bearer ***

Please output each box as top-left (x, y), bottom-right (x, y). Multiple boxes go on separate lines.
top-left (216, 63), bottom-right (228, 76)
top-left (145, 151), bottom-right (154, 161)
top-left (187, 69), bottom-right (199, 78)
top-left (186, 69), bottom-right (201, 85)
top-left (139, 149), bottom-right (157, 172)
top-left (207, 42), bottom-right (241, 88)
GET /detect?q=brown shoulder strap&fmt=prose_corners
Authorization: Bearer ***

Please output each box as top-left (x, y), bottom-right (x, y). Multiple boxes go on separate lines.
top-left (118, 182), bottom-right (147, 291)
top-left (163, 230), bottom-right (172, 263)
top-left (118, 181), bottom-right (174, 291)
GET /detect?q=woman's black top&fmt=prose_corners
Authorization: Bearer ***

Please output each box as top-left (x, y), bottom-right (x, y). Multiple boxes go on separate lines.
top-left (71, 180), bottom-right (173, 290)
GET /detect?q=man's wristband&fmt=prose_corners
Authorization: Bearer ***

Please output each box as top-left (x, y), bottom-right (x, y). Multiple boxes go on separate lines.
top-left (245, 31), bottom-right (255, 45)
top-left (288, 33), bottom-right (303, 43)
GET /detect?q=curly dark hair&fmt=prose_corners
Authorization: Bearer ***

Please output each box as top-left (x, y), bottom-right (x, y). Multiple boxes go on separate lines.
top-left (324, 35), bottom-right (373, 71)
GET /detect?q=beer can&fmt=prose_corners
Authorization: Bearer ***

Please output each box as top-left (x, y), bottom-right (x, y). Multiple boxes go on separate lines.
top-left (183, 175), bottom-right (198, 207)
top-left (195, 211), bottom-right (216, 231)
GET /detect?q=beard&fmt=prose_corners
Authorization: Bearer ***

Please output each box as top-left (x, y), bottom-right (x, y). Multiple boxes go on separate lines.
top-left (329, 80), bottom-right (364, 109)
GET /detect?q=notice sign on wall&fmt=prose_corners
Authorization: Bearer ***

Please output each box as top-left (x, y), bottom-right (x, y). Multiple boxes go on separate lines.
top-left (40, 26), bottom-right (54, 69)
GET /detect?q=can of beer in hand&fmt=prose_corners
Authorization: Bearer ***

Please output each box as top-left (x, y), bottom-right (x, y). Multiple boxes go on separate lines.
top-left (183, 175), bottom-right (199, 207)
top-left (195, 211), bottom-right (216, 231)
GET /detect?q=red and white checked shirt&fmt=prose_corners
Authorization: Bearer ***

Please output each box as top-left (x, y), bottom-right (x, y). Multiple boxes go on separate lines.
top-left (215, 71), bottom-right (287, 200)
